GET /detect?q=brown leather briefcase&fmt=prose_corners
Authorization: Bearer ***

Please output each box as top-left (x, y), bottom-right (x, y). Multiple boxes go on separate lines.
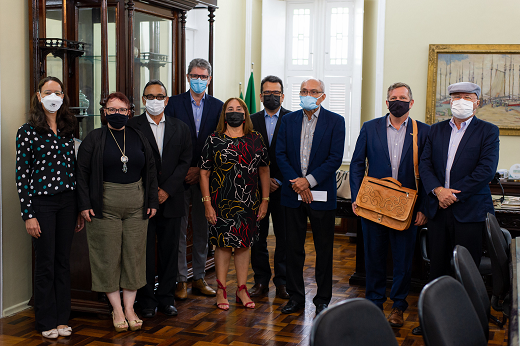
top-left (355, 119), bottom-right (419, 231)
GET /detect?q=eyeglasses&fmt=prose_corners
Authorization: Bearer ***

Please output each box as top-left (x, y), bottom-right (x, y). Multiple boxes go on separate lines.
top-left (262, 91), bottom-right (282, 96)
top-left (105, 107), bottom-right (129, 114)
top-left (451, 96), bottom-right (476, 102)
top-left (143, 94), bottom-right (167, 100)
top-left (41, 91), bottom-right (64, 97)
top-left (188, 74), bottom-right (210, 81)
top-left (300, 90), bottom-right (323, 97)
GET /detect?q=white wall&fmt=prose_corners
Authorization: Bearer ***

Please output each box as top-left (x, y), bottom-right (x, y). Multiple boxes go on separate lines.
top-left (260, 0), bottom-right (285, 84)
top-left (212, 0), bottom-right (262, 107)
top-left (0, 0), bottom-right (32, 316)
top-left (382, 0), bottom-right (520, 170)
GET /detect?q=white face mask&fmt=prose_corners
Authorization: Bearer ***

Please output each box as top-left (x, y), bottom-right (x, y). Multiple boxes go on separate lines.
top-left (145, 99), bottom-right (166, 116)
top-left (40, 93), bottom-right (63, 113)
top-left (451, 98), bottom-right (475, 119)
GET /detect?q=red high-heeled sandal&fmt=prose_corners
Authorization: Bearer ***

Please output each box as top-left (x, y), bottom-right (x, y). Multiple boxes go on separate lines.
top-left (236, 285), bottom-right (255, 309)
top-left (216, 279), bottom-right (229, 311)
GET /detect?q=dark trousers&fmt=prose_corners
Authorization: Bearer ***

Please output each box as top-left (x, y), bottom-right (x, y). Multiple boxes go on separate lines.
top-left (428, 207), bottom-right (484, 281)
top-left (137, 207), bottom-right (181, 309)
top-left (285, 203), bottom-right (335, 306)
top-left (251, 191), bottom-right (287, 286)
top-left (32, 191), bottom-right (76, 332)
top-left (361, 218), bottom-right (417, 311)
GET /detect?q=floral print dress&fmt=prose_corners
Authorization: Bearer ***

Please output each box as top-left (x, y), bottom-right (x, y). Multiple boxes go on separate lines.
top-left (199, 131), bottom-right (269, 248)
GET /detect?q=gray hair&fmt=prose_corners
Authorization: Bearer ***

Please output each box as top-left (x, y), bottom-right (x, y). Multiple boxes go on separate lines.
top-left (187, 58), bottom-right (212, 76)
top-left (387, 82), bottom-right (413, 100)
top-left (301, 78), bottom-right (325, 93)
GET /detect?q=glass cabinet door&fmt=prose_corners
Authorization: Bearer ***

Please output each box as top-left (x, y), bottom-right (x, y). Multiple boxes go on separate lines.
top-left (45, 7), bottom-right (63, 80)
top-left (134, 12), bottom-right (173, 115)
top-left (77, 6), bottom-right (117, 140)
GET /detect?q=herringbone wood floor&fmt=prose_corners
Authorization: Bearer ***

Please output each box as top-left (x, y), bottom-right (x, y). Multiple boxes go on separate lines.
top-left (0, 234), bottom-right (509, 345)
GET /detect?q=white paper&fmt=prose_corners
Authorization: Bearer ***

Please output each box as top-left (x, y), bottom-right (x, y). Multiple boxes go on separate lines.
top-left (298, 191), bottom-right (327, 202)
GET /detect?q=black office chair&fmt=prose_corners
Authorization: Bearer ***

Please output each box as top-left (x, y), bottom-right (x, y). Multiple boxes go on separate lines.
top-left (419, 276), bottom-right (487, 346)
top-left (310, 298), bottom-right (398, 346)
top-left (485, 212), bottom-right (512, 327)
top-left (452, 245), bottom-right (490, 340)
top-left (419, 227), bottom-right (491, 276)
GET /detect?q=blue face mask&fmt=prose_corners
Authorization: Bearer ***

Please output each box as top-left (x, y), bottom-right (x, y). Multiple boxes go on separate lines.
top-left (190, 78), bottom-right (208, 94)
top-left (299, 95), bottom-right (320, 111)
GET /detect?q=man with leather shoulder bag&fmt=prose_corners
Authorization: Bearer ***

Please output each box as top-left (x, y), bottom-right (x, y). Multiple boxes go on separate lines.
top-left (349, 82), bottom-right (430, 328)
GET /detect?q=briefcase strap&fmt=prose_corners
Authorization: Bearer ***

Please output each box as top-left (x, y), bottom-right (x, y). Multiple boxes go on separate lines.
top-left (364, 118), bottom-right (420, 191)
top-left (412, 119), bottom-right (419, 191)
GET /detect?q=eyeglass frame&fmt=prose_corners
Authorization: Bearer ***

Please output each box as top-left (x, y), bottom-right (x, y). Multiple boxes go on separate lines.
top-left (143, 94), bottom-right (167, 101)
top-left (188, 74), bottom-right (210, 81)
top-left (450, 94), bottom-right (478, 102)
top-left (105, 107), bottom-right (129, 114)
top-left (299, 89), bottom-right (324, 97)
top-left (261, 90), bottom-right (283, 96)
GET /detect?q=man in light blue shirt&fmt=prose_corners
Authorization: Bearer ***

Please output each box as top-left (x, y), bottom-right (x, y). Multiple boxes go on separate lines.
top-left (164, 58), bottom-right (224, 300)
top-left (250, 76), bottom-right (291, 299)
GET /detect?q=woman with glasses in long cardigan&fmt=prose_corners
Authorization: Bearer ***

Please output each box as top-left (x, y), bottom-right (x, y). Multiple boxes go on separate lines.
top-left (76, 92), bottom-right (158, 332)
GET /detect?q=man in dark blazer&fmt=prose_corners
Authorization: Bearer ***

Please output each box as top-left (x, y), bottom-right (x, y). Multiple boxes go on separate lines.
top-left (164, 58), bottom-right (223, 299)
top-left (128, 80), bottom-right (192, 318)
top-left (276, 78), bottom-right (345, 315)
top-left (414, 82), bottom-right (499, 336)
top-left (350, 82), bottom-right (430, 327)
top-left (249, 75), bottom-right (291, 299)
top-left (420, 81), bottom-right (499, 279)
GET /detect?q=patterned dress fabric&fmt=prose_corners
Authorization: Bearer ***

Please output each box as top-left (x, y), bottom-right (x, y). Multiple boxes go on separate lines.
top-left (15, 123), bottom-right (76, 220)
top-left (199, 131), bottom-right (269, 248)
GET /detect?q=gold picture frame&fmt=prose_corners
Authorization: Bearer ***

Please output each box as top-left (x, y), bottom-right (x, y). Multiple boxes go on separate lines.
top-left (426, 44), bottom-right (520, 135)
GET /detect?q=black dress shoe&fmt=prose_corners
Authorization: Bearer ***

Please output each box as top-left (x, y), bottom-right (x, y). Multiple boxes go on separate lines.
top-left (281, 300), bottom-right (305, 314)
top-left (276, 285), bottom-right (290, 299)
top-left (315, 304), bottom-right (328, 315)
top-left (141, 307), bottom-right (157, 318)
top-left (159, 305), bottom-right (178, 316)
top-left (412, 325), bottom-right (422, 335)
top-left (249, 283), bottom-right (269, 297)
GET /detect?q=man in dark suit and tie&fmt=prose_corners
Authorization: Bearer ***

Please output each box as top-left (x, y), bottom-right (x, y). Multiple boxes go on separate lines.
top-left (249, 75), bottom-right (291, 299)
top-left (164, 58), bottom-right (223, 299)
top-left (128, 80), bottom-right (192, 318)
top-left (276, 78), bottom-right (345, 315)
top-left (420, 82), bottom-right (499, 279)
top-left (350, 82), bottom-right (430, 327)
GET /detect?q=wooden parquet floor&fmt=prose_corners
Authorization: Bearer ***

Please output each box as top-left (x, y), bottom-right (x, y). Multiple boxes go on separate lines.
top-left (0, 234), bottom-right (509, 345)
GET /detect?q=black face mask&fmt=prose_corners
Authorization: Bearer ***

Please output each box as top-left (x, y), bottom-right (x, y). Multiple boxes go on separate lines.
top-left (263, 94), bottom-right (281, 111)
top-left (388, 100), bottom-right (410, 118)
top-left (106, 112), bottom-right (128, 129)
top-left (225, 112), bottom-right (245, 128)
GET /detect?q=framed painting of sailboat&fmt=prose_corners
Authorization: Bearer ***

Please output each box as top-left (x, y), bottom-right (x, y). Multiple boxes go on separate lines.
top-left (426, 44), bottom-right (520, 135)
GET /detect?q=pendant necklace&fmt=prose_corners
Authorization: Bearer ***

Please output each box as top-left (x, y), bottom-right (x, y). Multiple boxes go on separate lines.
top-left (109, 128), bottom-right (128, 173)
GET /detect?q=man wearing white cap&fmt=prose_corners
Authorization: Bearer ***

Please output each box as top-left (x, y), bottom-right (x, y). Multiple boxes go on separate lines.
top-left (414, 81), bottom-right (499, 335)
top-left (420, 82), bottom-right (500, 277)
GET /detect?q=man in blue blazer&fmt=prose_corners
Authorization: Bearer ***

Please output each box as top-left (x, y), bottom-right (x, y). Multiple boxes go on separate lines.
top-left (164, 58), bottom-right (223, 299)
top-left (420, 82), bottom-right (499, 280)
top-left (276, 78), bottom-right (345, 315)
top-left (350, 83), bottom-right (429, 327)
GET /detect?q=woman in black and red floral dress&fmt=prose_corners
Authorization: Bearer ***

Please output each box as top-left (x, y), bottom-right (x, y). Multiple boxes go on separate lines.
top-left (200, 97), bottom-right (270, 311)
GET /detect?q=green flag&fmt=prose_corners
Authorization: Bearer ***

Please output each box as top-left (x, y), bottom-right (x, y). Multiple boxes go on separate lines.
top-left (240, 91), bottom-right (244, 100)
top-left (244, 72), bottom-right (256, 113)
